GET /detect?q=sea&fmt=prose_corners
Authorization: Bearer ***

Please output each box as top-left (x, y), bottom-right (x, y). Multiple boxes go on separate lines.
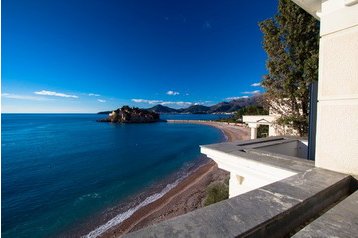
top-left (1, 113), bottom-right (230, 238)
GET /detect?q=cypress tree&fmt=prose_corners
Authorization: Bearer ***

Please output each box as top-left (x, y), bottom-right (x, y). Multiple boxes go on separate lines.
top-left (259, 0), bottom-right (319, 136)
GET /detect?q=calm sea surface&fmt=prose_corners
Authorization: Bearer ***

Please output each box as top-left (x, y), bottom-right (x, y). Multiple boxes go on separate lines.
top-left (2, 114), bottom-right (226, 237)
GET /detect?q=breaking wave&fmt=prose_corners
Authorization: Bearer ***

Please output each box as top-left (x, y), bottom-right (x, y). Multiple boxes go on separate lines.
top-left (83, 175), bottom-right (187, 238)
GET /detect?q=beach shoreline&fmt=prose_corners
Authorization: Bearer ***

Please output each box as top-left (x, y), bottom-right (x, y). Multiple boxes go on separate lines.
top-left (94, 121), bottom-right (249, 238)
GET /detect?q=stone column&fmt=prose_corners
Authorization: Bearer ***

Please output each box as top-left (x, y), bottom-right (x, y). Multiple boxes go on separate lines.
top-left (248, 123), bottom-right (259, 139)
top-left (315, 1), bottom-right (358, 175)
top-left (268, 124), bottom-right (276, 137)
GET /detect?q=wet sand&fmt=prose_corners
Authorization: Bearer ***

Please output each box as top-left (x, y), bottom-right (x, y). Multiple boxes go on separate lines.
top-left (100, 121), bottom-right (250, 237)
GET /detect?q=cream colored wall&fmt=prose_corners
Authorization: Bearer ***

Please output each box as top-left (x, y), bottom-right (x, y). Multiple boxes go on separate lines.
top-left (315, 1), bottom-right (358, 175)
top-left (268, 102), bottom-right (301, 136)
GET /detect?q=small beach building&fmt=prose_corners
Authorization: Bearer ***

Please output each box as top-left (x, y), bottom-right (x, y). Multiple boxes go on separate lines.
top-left (242, 109), bottom-right (302, 139)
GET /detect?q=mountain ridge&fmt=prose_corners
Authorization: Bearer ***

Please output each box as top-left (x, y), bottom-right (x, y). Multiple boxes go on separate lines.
top-left (98, 95), bottom-right (263, 114)
top-left (147, 95), bottom-right (263, 114)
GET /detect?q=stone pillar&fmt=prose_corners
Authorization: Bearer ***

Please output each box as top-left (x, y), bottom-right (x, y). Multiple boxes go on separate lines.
top-left (248, 123), bottom-right (259, 139)
top-left (315, 1), bottom-right (358, 175)
top-left (269, 124), bottom-right (277, 137)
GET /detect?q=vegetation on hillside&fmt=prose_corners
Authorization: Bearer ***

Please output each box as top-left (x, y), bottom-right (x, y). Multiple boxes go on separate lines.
top-left (234, 105), bottom-right (268, 120)
top-left (259, 0), bottom-right (319, 136)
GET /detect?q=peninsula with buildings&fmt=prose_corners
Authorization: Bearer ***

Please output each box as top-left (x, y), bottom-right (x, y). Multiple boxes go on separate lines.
top-left (97, 106), bottom-right (160, 123)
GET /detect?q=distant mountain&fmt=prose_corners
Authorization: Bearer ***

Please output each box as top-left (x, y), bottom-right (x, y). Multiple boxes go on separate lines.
top-left (98, 95), bottom-right (263, 114)
top-left (209, 102), bottom-right (232, 113)
top-left (147, 105), bottom-right (179, 113)
top-left (98, 110), bottom-right (111, 114)
top-left (209, 95), bottom-right (262, 113)
top-left (180, 105), bottom-right (211, 114)
top-left (147, 104), bottom-right (211, 114)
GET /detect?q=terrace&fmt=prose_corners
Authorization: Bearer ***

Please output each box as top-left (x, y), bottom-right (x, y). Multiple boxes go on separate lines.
top-left (123, 0), bottom-right (358, 236)
top-left (125, 136), bottom-right (356, 237)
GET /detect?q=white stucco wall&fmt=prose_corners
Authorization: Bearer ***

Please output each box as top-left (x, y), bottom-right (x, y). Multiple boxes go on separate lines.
top-left (314, 0), bottom-right (358, 175)
top-left (201, 146), bottom-right (296, 198)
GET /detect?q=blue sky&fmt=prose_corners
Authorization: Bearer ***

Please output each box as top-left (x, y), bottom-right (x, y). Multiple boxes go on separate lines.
top-left (2, 0), bottom-right (278, 113)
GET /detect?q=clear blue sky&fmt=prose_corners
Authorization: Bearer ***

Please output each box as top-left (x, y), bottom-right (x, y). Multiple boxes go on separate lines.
top-left (2, 0), bottom-right (278, 113)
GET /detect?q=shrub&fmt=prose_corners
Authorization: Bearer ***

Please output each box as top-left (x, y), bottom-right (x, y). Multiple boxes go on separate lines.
top-left (204, 182), bottom-right (229, 206)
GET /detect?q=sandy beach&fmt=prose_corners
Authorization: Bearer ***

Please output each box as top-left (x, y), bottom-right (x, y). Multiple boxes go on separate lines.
top-left (100, 121), bottom-right (250, 238)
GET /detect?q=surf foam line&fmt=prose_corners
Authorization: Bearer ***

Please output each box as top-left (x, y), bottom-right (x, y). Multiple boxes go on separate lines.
top-left (83, 174), bottom-right (189, 238)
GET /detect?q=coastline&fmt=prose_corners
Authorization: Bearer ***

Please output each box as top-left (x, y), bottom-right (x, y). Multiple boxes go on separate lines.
top-left (94, 121), bottom-right (250, 238)
top-left (166, 120), bottom-right (250, 142)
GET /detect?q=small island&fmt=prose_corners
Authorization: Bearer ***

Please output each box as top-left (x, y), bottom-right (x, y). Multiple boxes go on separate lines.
top-left (97, 106), bottom-right (160, 123)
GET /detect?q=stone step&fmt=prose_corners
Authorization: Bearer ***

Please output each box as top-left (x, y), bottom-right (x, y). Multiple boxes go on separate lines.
top-left (292, 190), bottom-right (358, 238)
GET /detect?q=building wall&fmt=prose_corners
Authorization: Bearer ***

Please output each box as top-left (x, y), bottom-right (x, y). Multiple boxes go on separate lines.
top-left (269, 123), bottom-right (300, 137)
top-left (315, 1), bottom-right (358, 175)
top-left (269, 103), bottom-right (300, 136)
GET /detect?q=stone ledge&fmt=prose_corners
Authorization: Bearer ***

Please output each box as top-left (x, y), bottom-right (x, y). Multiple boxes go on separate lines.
top-left (201, 137), bottom-right (314, 174)
top-left (123, 167), bottom-right (353, 238)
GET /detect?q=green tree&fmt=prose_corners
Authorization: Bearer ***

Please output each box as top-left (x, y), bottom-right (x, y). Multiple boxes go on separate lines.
top-left (235, 105), bottom-right (269, 120)
top-left (259, 0), bottom-right (319, 136)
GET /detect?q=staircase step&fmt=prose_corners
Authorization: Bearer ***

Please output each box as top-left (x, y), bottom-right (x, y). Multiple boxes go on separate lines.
top-left (293, 190), bottom-right (358, 238)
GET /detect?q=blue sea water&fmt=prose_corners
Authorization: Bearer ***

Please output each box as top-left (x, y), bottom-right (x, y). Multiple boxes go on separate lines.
top-left (1, 114), bottom-right (225, 238)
